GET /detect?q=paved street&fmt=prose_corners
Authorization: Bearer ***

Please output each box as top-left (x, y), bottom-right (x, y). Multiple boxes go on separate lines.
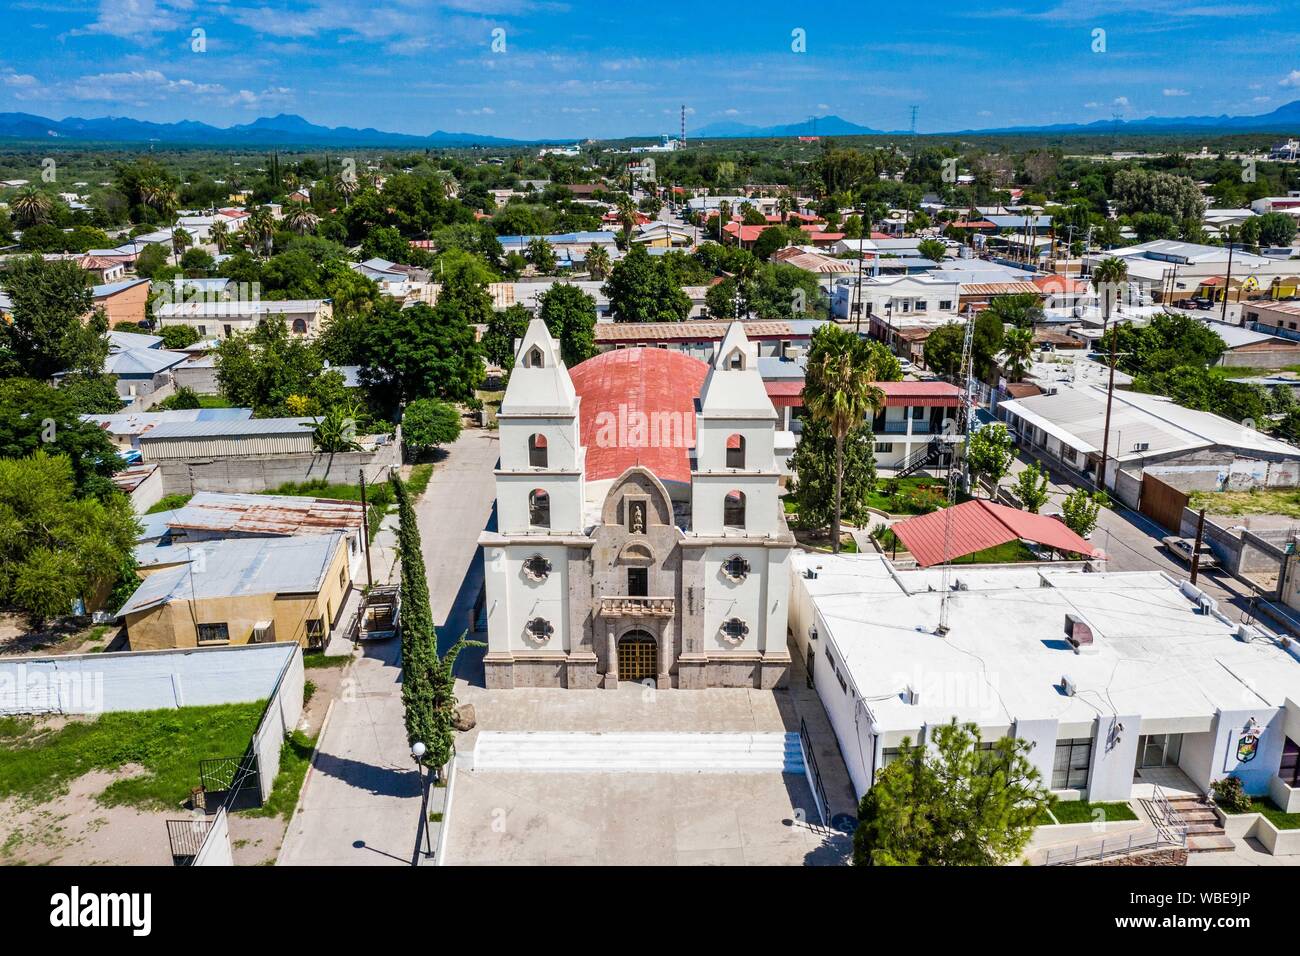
top-left (277, 429), bottom-right (500, 866)
top-left (1007, 452), bottom-right (1300, 633)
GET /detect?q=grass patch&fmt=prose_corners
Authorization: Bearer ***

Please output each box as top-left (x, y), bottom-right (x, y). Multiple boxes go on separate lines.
top-left (406, 463), bottom-right (434, 497)
top-left (1221, 798), bottom-right (1300, 829)
top-left (302, 650), bottom-right (352, 670)
top-left (196, 395), bottom-right (234, 408)
top-left (1032, 806), bottom-right (1057, 826)
top-left (1188, 488), bottom-right (1300, 518)
top-left (241, 730), bottom-right (316, 819)
top-left (428, 811), bottom-right (443, 823)
top-left (864, 476), bottom-right (950, 515)
top-left (0, 701), bottom-right (265, 809)
top-left (1049, 800), bottom-right (1138, 825)
top-left (147, 492), bottom-right (193, 514)
top-left (0, 716), bottom-right (33, 740)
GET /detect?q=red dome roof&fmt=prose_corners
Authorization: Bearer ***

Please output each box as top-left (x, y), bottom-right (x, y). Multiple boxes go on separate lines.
top-left (569, 347), bottom-right (708, 483)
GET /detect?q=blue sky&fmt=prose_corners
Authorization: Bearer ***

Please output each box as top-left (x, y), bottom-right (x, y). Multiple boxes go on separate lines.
top-left (0, 0), bottom-right (1296, 139)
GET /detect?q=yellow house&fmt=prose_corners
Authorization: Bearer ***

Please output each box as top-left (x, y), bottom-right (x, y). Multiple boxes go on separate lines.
top-left (119, 533), bottom-right (354, 652)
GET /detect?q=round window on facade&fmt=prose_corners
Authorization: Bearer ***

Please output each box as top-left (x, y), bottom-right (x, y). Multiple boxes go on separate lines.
top-left (525, 617), bottom-right (554, 644)
top-left (720, 617), bottom-right (749, 645)
top-left (721, 554), bottom-right (751, 582)
top-left (523, 554), bottom-right (552, 582)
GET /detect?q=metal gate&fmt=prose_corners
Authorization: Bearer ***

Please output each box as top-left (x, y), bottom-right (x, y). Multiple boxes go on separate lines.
top-left (1139, 473), bottom-right (1189, 533)
top-left (198, 750), bottom-right (262, 812)
top-left (617, 631), bottom-right (657, 683)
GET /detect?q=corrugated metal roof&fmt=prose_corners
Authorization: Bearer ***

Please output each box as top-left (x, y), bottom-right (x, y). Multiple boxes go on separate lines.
top-left (890, 499), bottom-right (1102, 568)
top-left (595, 320), bottom-right (791, 342)
top-left (117, 533), bottom-right (344, 617)
top-left (167, 491), bottom-right (364, 537)
top-left (139, 417), bottom-right (317, 440)
top-left (877, 381), bottom-right (962, 407)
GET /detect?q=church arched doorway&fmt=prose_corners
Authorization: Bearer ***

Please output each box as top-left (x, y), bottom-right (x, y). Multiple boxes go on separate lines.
top-left (617, 629), bottom-right (657, 683)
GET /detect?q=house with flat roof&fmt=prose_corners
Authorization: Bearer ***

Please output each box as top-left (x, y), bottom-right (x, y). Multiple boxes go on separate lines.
top-left (118, 533), bottom-right (355, 652)
top-left (789, 552), bottom-right (1300, 812)
top-left (154, 298), bottom-right (332, 339)
top-left (870, 381), bottom-right (965, 473)
top-left (999, 383), bottom-right (1300, 504)
top-left (92, 277), bottom-right (151, 327)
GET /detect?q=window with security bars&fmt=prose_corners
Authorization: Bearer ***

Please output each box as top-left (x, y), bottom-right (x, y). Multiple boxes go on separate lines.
top-left (197, 622), bottom-right (230, 645)
top-left (1052, 737), bottom-right (1092, 790)
top-left (722, 555), bottom-right (750, 581)
top-left (721, 618), bottom-right (748, 640)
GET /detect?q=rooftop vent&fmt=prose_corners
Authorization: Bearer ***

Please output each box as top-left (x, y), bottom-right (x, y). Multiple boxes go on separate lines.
top-left (1064, 613), bottom-right (1095, 653)
top-left (1061, 674), bottom-right (1077, 697)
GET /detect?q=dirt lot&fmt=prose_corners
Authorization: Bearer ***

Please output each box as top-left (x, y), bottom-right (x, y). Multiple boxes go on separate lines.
top-left (0, 647), bottom-right (354, 866)
top-left (0, 611), bottom-right (124, 658)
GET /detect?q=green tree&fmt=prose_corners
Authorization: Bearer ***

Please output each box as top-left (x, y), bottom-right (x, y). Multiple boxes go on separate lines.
top-left (1002, 326), bottom-right (1034, 382)
top-left (391, 474), bottom-right (482, 773)
top-left (585, 243), bottom-right (611, 280)
top-left (603, 244), bottom-right (690, 323)
top-left (0, 451), bottom-right (140, 626)
top-left (214, 318), bottom-right (330, 415)
top-left (1060, 488), bottom-right (1102, 539)
top-left (159, 324), bottom-right (201, 350)
top-left (803, 325), bottom-right (885, 552)
top-left (0, 378), bottom-right (125, 498)
top-left (537, 283), bottom-right (598, 367)
top-left (916, 238), bottom-right (947, 263)
top-left (965, 422), bottom-right (1014, 494)
top-left (313, 401), bottom-right (364, 453)
top-left (853, 721), bottom-right (1051, 866)
top-left (1258, 212), bottom-right (1297, 248)
top-left (361, 296), bottom-right (484, 415)
top-left (984, 293), bottom-right (1042, 330)
top-left (1012, 461), bottom-right (1049, 514)
top-left (481, 304), bottom-right (531, 370)
top-left (11, 186), bottom-right (54, 226)
top-left (1090, 256), bottom-right (1129, 326)
top-left (923, 322), bottom-right (964, 378)
top-left (789, 416), bottom-right (877, 530)
top-left (402, 398), bottom-right (463, 457)
top-left (0, 256), bottom-right (108, 380)
top-left (526, 237), bottom-right (558, 273)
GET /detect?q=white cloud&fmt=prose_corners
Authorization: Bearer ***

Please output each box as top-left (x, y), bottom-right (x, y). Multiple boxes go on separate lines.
top-left (1280, 70), bottom-right (1300, 87)
top-left (1162, 88), bottom-right (1188, 96)
top-left (77, 0), bottom-right (190, 41)
top-left (1113, 95), bottom-right (1130, 108)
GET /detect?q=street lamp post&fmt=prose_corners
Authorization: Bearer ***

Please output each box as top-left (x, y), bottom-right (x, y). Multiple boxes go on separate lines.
top-left (410, 741), bottom-right (433, 865)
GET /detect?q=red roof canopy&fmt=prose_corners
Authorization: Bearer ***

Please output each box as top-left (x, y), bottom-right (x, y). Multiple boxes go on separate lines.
top-left (889, 499), bottom-right (1103, 568)
top-left (876, 381), bottom-right (963, 408)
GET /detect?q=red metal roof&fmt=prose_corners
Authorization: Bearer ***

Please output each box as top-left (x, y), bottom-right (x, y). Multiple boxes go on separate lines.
top-left (889, 499), bottom-right (1103, 568)
top-left (764, 380), bottom-right (804, 408)
top-left (569, 348), bottom-right (708, 484)
top-left (876, 381), bottom-right (963, 408)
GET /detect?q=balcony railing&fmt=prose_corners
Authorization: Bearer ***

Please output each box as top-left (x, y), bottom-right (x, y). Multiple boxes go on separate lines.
top-left (598, 596), bottom-right (675, 618)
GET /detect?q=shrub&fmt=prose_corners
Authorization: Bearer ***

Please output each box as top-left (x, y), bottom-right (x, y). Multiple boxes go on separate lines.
top-left (1212, 775), bottom-right (1252, 813)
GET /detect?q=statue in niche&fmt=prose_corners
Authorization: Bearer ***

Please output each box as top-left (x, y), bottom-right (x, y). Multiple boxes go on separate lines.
top-left (629, 500), bottom-right (646, 535)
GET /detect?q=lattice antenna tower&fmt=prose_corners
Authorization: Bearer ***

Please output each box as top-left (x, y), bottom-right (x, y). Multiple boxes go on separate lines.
top-left (936, 305), bottom-right (977, 636)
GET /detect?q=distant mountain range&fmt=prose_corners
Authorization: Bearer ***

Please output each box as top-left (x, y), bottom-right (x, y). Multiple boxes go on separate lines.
top-left (1, 101), bottom-right (1299, 149)
top-left (0, 112), bottom-right (533, 147)
top-left (689, 102), bottom-right (1300, 138)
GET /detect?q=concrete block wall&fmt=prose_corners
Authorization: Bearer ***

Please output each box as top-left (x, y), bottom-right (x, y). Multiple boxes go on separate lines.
top-left (157, 444), bottom-right (399, 496)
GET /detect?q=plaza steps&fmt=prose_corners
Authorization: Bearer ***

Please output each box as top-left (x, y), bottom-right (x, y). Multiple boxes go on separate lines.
top-left (468, 731), bottom-right (805, 774)
top-left (1167, 796), bottom-right (1235, 854)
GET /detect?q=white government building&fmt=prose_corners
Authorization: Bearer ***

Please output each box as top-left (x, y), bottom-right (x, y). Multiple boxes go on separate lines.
top-left (479, 320), bottom-right (794, 690)
top-left (789, 552), bottom-right (1300, 809)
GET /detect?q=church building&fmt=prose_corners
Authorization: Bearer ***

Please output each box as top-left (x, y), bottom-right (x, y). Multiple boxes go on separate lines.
top-left (479, 319), bottom-right (794, 689)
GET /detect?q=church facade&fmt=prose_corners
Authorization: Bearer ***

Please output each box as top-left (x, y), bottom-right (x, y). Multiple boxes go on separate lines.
top-left (478, 319), bottom-right (793, 690)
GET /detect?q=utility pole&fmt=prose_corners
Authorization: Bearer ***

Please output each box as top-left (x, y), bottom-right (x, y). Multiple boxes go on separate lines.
top-left (359, 468), bottom-right (374, 589)
top-left (1220, 238), bottom-right (1236, 325)
top-left (937, 305), bottom-right (977, 637)
top-left (1096, 321), bottom-right (1119, 493)
top-left (1190, 508), bottom-right (1207, 586)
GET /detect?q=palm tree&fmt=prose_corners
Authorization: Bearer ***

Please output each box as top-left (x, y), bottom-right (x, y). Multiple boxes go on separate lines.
top-left (777, 194), bottom-right (791, 224)
top-left (284, 201), bottom-right (319, 236)
top-left (585, 243), bottom-right (611, 279)
top-left (245, 207), bottom-right (276, 257)
top-left (140, 181), bottom-right (178, 220)
top-left (615, 193), bottom-right (638, 237)
top-left (1003, 326), bottom-right (1034, 382)
top-left (170, 228), bottom-right (191, 265)
top-left (211, 218), bottom-right (229, 254)
top-left (11, 185), bottom-right (52, 226)
top-left (335, 171), bottom-right (359, 208)
top-left (803, 336), bottom-right (885, 553)
top-left (1090, 255), bottom-right (1128, 326)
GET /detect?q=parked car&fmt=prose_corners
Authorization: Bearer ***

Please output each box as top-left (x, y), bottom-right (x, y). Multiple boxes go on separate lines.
top-left (1162, 535), bottom-right (1217, 568)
